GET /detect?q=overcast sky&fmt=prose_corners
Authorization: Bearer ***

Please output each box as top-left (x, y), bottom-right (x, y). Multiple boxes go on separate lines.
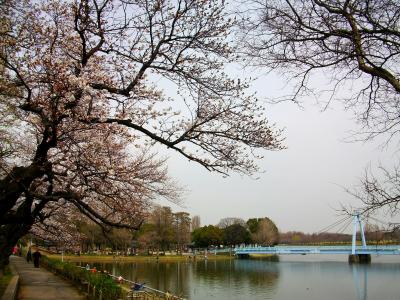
top-left (158, 70), bottom-right (399, 234)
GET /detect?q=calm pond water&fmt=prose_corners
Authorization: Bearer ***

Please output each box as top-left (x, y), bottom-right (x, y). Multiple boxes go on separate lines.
top-left (81, 255), bottom-right (400, 300)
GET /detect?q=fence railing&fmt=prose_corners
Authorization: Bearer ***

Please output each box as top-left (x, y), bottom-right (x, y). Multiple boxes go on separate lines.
top-left (41, 256), bottom-right (185, 300)
top-left (77, 266), bottom-right (185, 300)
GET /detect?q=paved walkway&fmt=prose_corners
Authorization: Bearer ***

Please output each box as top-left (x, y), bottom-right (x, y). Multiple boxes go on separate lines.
top-left (10, 256), bottom-right (86, 300)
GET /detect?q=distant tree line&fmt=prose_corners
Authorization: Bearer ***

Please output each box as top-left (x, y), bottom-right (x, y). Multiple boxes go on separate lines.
top-left (32, 206), bottom-right (400, 252)
top-left (280, 228), bottom-right (400, 245)
top-left (32, 206), bottom-right (195, 254)
top-left (31, 210), bottom-right (282, 252)
top-left (279, 232), bottom-right (352, 245)
top-left (191, 217), bottom-right (279, 248)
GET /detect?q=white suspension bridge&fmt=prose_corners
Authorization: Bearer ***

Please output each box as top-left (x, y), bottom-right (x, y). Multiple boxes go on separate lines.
top-left (217, 213), bottom-right (400, 263)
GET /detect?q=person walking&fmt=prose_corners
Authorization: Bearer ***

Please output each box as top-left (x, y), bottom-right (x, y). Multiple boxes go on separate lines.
top-left (32, 249), bottom-right (41, 268)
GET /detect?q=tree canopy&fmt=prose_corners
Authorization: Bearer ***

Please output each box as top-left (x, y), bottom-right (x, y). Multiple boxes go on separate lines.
top-left (239, 0), bottom-right (400, 218)
top-left (223, 223), bottom-right (251, 246)
top-left (217, 217), bottom-right (246, 228)
top-left (191, 225), bottom-right (224, 248)
top-left (247, 217), bottom-right (279, 246)
top-left (241, 0), bottom-right (400, 140)
top-left (0, 0), bottom-right (284, 269)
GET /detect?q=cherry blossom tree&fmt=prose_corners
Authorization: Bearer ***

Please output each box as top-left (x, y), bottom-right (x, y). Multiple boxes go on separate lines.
top-left (0, 0), bottom-right (283, 270)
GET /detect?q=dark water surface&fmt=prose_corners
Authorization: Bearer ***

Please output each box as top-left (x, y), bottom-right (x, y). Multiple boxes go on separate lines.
top-left (81, 255), bottom-right (400, 300)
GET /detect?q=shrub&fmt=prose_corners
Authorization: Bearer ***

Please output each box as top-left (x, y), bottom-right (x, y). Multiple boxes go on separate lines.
top-left (41, 256), bottom-right (123, 299)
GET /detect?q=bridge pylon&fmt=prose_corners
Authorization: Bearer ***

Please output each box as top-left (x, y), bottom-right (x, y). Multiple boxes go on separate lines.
top-left (349, 212), bottom-right (371, 264)
top-left (351, 212), bottom-right (367, 254)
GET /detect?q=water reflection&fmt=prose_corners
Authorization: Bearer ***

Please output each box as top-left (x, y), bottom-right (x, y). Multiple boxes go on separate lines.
top-left (78, 256), bottom-right (400, 300)
top-left (351, 264), bottom-right (367, 300)
top-left (194, 259), bottom-right (279, 288)
top-left (86, 261), bottom-right (193, 297)
top-left (349, 262), bottom-right (400, 300)
top-left (83, 259), bottom-right (279, 299)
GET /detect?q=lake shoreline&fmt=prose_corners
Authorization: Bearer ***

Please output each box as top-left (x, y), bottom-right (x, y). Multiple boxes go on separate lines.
top-left (47, 253), bottom-right (235, 263)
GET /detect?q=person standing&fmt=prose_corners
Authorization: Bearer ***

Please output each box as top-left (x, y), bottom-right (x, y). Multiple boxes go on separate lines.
top-left (32, 249), bottom-right (41, 268)
top-left (26, 247), bottom-right (32, 263)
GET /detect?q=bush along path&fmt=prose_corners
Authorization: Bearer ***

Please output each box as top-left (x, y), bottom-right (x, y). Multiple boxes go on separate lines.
top-left (40, 256), bottom-right (125, 300)
top-left (12, 254), bottom-right (185, 300)
top-left (42, 256), bottom-right (184, 300)
top-left (10, 256), bottom-right (86, 300)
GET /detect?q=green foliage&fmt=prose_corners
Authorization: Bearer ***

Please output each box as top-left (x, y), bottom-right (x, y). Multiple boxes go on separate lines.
top-left (246, 218), bottom-right (259, 233)
top-left (192, 225), bottom-right (223, 247)
top-left (223, 224), bottom-right (251, 245)
top-left (41, 256), bottom-right (122, 299)
top-left (0, 265), bottom-right (13, 298)
top-left (86, 272), bottom-right (121, 299)
top-left (138, 223), bottom-right (156, 234)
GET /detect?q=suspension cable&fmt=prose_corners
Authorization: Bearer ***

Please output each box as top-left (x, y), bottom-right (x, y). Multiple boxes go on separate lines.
top-left (336, 217), bottom-right (353, 234)
top-left (317, 215), bottom-right (352, 234)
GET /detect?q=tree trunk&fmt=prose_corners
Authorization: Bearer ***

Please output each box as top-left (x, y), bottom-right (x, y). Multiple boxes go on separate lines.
top-left (0, 222), bottom-right (33, 271)
top-left (0, 159), bottom-right (50, 272)
top-left (0, 164), bottom-right (47, 219)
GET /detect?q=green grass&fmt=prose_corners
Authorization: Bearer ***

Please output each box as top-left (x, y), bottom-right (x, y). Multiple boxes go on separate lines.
top-left (0, 266), bottom-right (13, 299)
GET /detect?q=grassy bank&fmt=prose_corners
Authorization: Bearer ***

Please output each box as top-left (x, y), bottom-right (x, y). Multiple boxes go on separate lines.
top-left (41, 256), bottom-right (123, 299)
top-left (41, 256), bottom-right (181, 299)
top-left (0, 266), bottom-right (13, 299)
top-left (48, 253), bottom-right (234, 263)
